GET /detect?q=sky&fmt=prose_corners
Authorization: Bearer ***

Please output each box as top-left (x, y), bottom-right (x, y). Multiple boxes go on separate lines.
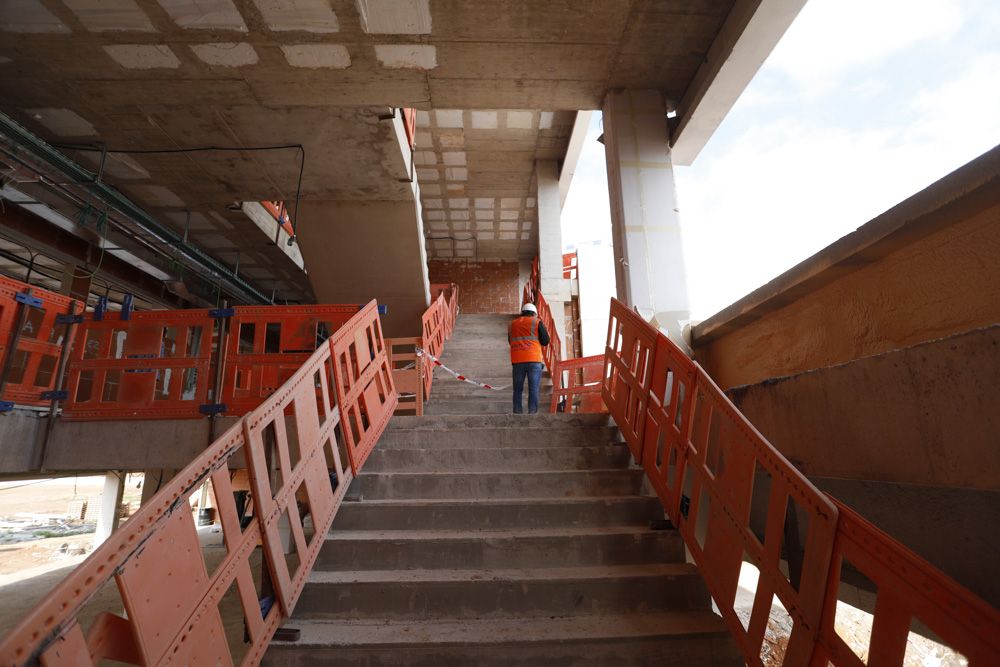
top-left (561, 0), bottom-right (1000, 321)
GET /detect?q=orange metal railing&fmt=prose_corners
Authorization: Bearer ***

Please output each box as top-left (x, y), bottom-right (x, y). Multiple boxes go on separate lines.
top-left (522, 257), bottom-right (604, 413)
top-left (601, 297), bottom-right (1000, 666)
top-left (0, 300), bottom-right (396, 666)
top-left (259, 201), bottom-right (294, 237)
top-left (0, 275), bottom-right (80, 410)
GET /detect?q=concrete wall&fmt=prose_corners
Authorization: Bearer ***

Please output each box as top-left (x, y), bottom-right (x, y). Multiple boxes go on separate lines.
top-left (729, 325), bottom-right (1000, 490)
top-left (428, 259), bottom-right (520, 314)
top-left (692, 146), bottom-right (1000, 390)
top-left (296, 200), bottom-right (430, 338)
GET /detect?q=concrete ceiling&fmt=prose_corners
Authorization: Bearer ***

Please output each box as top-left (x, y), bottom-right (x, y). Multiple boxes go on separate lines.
top-left (0, 0), bottom-right (738, 268)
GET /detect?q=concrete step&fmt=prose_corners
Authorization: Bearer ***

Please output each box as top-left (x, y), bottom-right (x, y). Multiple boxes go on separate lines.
top-left (331, 496), bottom-right (664, 531)
top-left (363, 445), bottom-right (631, 472)
top-left (294, 564), bottom-right (709, 620)
top-left (265, 613), bottom-right (740, 666)
top-left (377, 425), bottom-right (619, 448)
top-left (388, 413), bottom-right (610, 430)
top-left (424, 399), bottom-right (518, 415)
top-left (351, 469), bottom-right (645, 500)
top-left (316, 526), bottom-right (683, 571)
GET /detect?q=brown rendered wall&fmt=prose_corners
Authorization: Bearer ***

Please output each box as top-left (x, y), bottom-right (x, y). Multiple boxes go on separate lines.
top-left (692, 147), bottom-right (1000, 390)
top-left (428, 260), bottom-right (520, 314)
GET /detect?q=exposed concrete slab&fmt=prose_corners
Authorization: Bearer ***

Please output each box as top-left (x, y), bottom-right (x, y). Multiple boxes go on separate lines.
top-left (190, 42), bottom-right (259, 67)
top-left (103, 44), bottom-right (181, 70)
top-left (728, 325), bottom-right (1000, 490)
top-left (157, 0), bottom-right (247, 31)
top-left (62, 0), bottom-right (155, 32)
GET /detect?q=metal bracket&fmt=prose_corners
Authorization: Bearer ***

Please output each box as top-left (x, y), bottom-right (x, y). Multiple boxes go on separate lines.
top-left (55, 314), bottom-right (84, 325)
top-left (0, 400), bottom-right (13, 412)
top-left (199, 403), bottom-right (227, 416)
top-left (679, 494), bottom-right (691, 519)
top-left (94, 295), bottom-right (108, 321)
top-left (15, 292), bottom-right (43, 308)
top-left (41, 390), bottom-right (68, 400)
top-left (121, 294), bottom-right (134, 320)
top-left (209, 307), bottom-right (235, 318)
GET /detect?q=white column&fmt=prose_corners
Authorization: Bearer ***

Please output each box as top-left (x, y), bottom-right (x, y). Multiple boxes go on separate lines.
top-left (93, 471), bottom-right (124, 548)
top-left (536, 159), bottom-right (568, 356)
top-left (603, 89), bottom-right (692, 348)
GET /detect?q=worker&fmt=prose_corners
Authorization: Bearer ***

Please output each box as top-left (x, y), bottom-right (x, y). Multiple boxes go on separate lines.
top-left (508, 303), bottom-right (550, 414)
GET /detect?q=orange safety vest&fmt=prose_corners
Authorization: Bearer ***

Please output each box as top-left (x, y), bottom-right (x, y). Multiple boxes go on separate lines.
top-left (509, 316), bottom-right (544, 364)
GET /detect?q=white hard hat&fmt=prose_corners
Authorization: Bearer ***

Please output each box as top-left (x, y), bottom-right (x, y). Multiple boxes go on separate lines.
top-left (521, 303), bottom-right (537, 314)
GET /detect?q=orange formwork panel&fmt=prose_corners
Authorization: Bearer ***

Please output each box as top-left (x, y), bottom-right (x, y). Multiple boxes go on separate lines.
top-left (223, 305), bottom-right (359, 415)
top-left (0, 276), bottom-right (80, 409)
top-left (60, 304), bottom-right (366, 420)
top-left (0, 301), bottom-right (393, 667)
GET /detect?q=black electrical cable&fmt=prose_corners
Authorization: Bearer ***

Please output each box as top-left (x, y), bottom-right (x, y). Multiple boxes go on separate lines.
top-left (51, 143), bottom-right (305, 245)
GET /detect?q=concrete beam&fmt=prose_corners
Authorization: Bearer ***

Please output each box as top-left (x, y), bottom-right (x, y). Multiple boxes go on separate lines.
top-left (296, 199), bottom-right (431, 338)
top-left (671, 0), bottom-right (807, 165)
top-left (0, 414), bottom-right (242, 477)
top-left (559, 111), bottom-right (594, 209)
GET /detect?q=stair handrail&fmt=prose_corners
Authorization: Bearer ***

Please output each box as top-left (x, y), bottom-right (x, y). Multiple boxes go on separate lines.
top-left (601, 297), bottom-right (1000, 666)
top-left (0, 300), bottom-right (397, 666)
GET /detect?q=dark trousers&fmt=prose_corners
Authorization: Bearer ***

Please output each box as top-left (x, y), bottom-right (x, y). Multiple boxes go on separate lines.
top-left (512, 362), bottom-right (544, 414)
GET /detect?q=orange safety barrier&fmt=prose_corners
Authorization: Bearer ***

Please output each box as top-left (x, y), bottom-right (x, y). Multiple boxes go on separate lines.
top-left (522, 256), bottom-right (605, 414)
top-left (562, 251), bottom-right (578, 280)
top-left (550, 354), bottom-right (605, 413)
top-left (419, 284), bottom-right (458, 398)
top-left (401, 108), bottom-right (417, 149)
top-left (0, 300), bottom-right (392, 666)
top-left (600, 297), bottom-right (1000, 667)
top-left (387, 337), bottom-right (424, 416)
top-left (0, 276), bottom-right (80, 409)
top-left (61, 305), bottom-right (363, 420)
top-left (328, 300), bottom-right (397, 474)
top-left (813, 499), bottom-right (1000, 666)
top-left (224, 306), bottom-right (360, 416)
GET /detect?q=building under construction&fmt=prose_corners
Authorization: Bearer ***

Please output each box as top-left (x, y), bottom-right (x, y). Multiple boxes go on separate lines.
top-left (0, 1), bottom-right (997, 665)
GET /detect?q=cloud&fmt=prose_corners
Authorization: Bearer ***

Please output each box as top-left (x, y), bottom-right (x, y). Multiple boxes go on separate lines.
top-left (767, 0), bottom-right (965, 91)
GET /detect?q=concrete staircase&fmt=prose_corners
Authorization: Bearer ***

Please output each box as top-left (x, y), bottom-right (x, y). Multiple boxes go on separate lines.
top-left (264, 316), bottom-right (739, 665)
top-left (423, 314), bottom-right (550, 416)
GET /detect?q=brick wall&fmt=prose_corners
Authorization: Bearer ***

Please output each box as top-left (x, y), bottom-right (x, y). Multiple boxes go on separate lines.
top-left (428, 259), bottom-right (520, 314)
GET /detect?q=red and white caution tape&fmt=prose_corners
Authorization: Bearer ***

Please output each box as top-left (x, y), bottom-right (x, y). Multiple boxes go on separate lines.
top-left (415, 347), bottom-right (507, 391)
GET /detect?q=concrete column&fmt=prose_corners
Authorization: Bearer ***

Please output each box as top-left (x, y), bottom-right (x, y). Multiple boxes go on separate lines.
top-left (602, 89), bottom-right (691, 348)
top-left (140, 468), bottom-right (176, 506)
top-left (93, 470), bottom-right (124, 549)
top-left (296, 200), bottom-right (432, 338)
top-left (58, 262), bottom-right (91, 301)
top-left (535, 159), bottom-right (568, 355)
